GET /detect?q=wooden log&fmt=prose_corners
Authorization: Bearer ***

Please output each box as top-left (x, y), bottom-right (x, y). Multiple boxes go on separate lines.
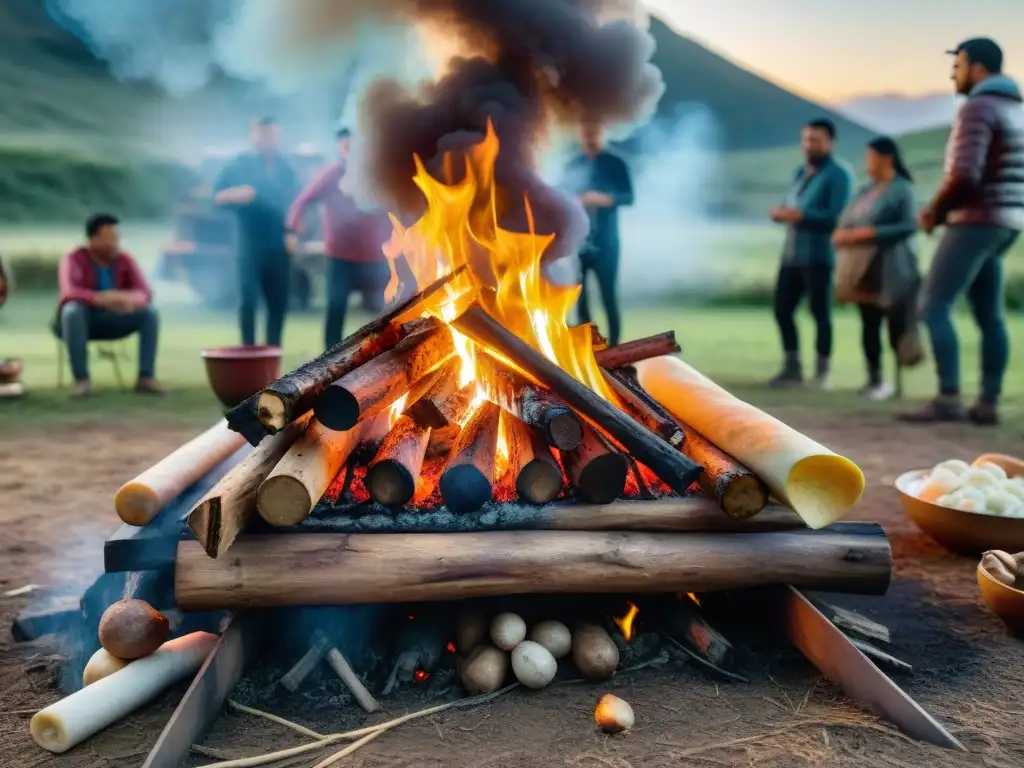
top-left (660, 595), bottom-right (735, 670)
top-left (365, 416), bottom-right (431, 506)
top-left (426, 424), bottom-right (460, 459)
top-left (314, 322), bottom-right (455, 431)
top-left (251, 268), bottom-right (465, 435)
top-left (602, 370), bottom-right (683, 447)
top-left (114, 421), bottom-right (247, 526)
top-left (279, 632), bottom-right (331, 692)
top-left (503, 415), bottom-right (563, 504)
top-left (454, 306), bottom-right (701, 494)
top-left (325, 647), bottom-right (380, 713)
top-left (593, 331), bottom-right (680, 369)
top-left (187, 415), bottom-right (311, 558)
top-left (405, 358), bottom-right (462, 428)
top-left (475, 352), bottom-right (583, 451)
top-left (174, 525), bottom-right (893, 610)
top-left (257, 418), bottom-right (363, 527)
top-left (562, 424), bottom-right (628, 505)
top-left (440, 402), bottom-right (501, 514)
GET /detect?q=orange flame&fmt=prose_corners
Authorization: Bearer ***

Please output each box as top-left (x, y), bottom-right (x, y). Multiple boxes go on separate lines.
top-left (686, 592), bottom-right (701, 607)
top-left (414, 669), bottom-right (430, 683)
top-left (613, 602), bottom-right (639, 641)
top-left (383, 119), bottom-right (613, 403)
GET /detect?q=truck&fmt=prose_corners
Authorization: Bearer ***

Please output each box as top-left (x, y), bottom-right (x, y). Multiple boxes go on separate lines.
top-left (157, 147), bottom-right (329, 311)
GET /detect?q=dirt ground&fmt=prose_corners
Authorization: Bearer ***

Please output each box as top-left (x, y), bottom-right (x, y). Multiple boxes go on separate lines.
top-left (2, 411), bottom-right (1024, 768)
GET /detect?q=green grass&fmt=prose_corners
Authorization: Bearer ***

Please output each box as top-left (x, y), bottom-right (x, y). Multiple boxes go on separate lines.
top-left (3, 289), bottom-right (1022, 434)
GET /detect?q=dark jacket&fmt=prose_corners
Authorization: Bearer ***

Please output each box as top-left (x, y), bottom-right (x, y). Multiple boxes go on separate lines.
top-left (781, 156), bottom-right (855, 267)
top-left (562, 150), bottom-right (634, 254)
top-left (214, 151), bottom-right (300, 252)
top-left (933, 74), bottom-right (1024, 231)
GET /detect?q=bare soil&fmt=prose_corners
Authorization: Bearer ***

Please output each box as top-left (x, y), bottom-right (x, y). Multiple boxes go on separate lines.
top-left (2, 411), bottom-right (1024, 768)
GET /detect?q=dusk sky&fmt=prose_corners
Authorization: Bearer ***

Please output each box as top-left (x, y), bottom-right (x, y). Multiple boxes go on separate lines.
top-left (644, 0), bottom-right (1022, 102)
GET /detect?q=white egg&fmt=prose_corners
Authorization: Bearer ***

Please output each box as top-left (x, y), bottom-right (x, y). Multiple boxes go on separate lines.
top-left (985, 491), bottom-right (1020, 516)
top-left (918, 467), bottom-right (961, 501)
top-left (958, 485), bottom-right (990, 505)
top-left (1003, 505), bottom-right (1024, 519)
top-left (528, 620), bottom-right (572, 659)
top-left (999, 479), bottom-right (1024, 502)
top-left (961, 468), bottom-right (999, 487)
top-left (953, 497), bottom-right (981, 512)
top-left (936, 493), bottom-right (957, 508)
top-left (490, 612), bottom-right (527, 652)
top-left (975, 461), bottom-right (1009, 481)
top-left (510, 640), bottom-right (557, 689)
top-left (934, 459), bottom-right (970, 476)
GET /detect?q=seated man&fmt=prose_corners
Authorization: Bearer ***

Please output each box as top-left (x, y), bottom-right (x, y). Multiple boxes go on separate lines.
top-left (57, 213), bottom-right (164, 398)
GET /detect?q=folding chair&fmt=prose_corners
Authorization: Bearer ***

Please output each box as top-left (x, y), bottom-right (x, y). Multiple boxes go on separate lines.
top-left (50, 314), bottom-right (132, 390)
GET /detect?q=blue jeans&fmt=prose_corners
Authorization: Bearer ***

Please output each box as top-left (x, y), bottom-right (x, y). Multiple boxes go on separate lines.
top-left (919, 225), bottom-right (1019, 401)
top-left (60, 302), bottom-right (159, 382)
top-left (324, 259), bottom-right (390, 348)
top-left (239, 248), bottom-right (290, 347)
top-left (576, 245), bottom-right (621, 346)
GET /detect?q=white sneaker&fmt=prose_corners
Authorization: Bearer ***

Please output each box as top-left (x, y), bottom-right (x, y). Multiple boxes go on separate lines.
top-left (864, 381), bottom-right (894, 401)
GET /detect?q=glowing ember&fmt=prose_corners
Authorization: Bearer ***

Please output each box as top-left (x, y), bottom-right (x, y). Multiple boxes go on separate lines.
top-left (614, 602), bottom-right (639, 641)
top-left (686, 593), bottom-right (701, 607)
top-left (383, 119), bottom-right (613, 402)
top-left (446, 642), bottom-right (456, 653)
top-left (414, 669), bottom-right (430, 683)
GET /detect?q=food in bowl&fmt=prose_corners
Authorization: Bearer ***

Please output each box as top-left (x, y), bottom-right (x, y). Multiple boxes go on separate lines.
top-left (980, 549), bottom-right (1024, 587)
top-left (913, 456), bottom-right (1024, 517)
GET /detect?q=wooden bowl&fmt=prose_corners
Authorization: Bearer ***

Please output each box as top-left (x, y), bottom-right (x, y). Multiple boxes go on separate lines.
top-left (977, 563), bottom-right (1024, 636)
top-left (201, 346), bottom-right (282, 408)
top-left (895, 469), bottom-right (1024, 555)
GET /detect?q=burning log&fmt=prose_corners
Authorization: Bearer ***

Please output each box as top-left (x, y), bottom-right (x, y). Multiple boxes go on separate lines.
top-left (246, 269), bottom-right (465, 436)
top-left (366, 416), bottom-right (431, 507)
top-left (279, 633), bottom-right (331, 692)
top-left (609, 369), bottom-right (769, 518)
top-left (657, 595), bottom-right (736, 671)
top-left (256, 418), bottom-right (363, 527)
top-left (562, 424), bottom-right (628, 505)
top-left (114, 421), bottom-right (247, 526)
top-left (405, 358), bottom-right (462, 428)
top-left (636, 356), bottom-right (865, 528)
top-left (440, 402), bottom-right (501, 514)
top-left (594, 331), bottom-right (680, 369)
top-left (187, 415), bottom-right (311, 558)
top-left (426, 424), bottom-right (460, 459)
top-left (503, 414), bottom-right (563, 504)
top-left (314, 321), bottom-right (455, 431)
top-left (454, 306), bottom-right (701, 494)
top-left (175, 524), bottom-right (893, 609)
top-left (325, 647), bottom-right (380, 713)
top-left (475, 352), bottom-right (583, 451)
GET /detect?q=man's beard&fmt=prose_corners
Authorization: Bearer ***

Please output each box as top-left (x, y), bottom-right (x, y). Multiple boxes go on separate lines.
top-left (806, 152), bottom-right (830, 167)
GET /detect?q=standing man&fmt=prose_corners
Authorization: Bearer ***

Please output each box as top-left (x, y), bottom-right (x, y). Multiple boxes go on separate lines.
top-left (563, 123), bottom-right (634, 347)
top-left (286, 127), bottom-right (392, 348)
top-left (768, 119), bottom-right (854, 389)
top-left (903, 39), bottom-right (1023, 425)
top-left (57, 213), bottom-right (163, 399)
top-left (214, 117), bottom-right (300, 348)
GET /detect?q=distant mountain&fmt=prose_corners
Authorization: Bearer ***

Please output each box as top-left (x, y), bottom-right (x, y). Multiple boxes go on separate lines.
top-left (836, 92), bottom-right (960, 136)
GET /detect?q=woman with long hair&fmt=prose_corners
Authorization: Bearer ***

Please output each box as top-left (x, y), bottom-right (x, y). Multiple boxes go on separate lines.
top-left (833, 136), bottom-right (923, 399)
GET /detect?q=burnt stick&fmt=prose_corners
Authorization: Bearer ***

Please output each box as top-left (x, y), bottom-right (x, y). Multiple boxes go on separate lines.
top-left (593, 331), bottom-right (680, 369)
top-left (439, 402), bottom-right (501, 514)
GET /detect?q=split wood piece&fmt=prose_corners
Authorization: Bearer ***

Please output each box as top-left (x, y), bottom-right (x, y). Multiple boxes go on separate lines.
top-left (141, 614), bottom-right (257, 768)
top-left (188, 415), bottom-right (311, 558)
top-left (426, 424), bottom-right (460, 459)
top-left (440, 402), bottom-right (501, 514)
top-left (662, 595), bottom-right (735, 670)
top-left (610, 369), bottom-right (769, 519)
top-left (279, 633), bottom-right (332, 692)
top-left (365, 416), bottom-right (431, 506)
top-left (454, 306), bottom-right (701, 494)
top-left (175, 524), bottom-right (893, 610)
top-left (114, 421), bottom-right (247, 526)
top-left (562, 423), bottom-right (628, 505)
top-left (325, 647), bottom-right (380, 713)
top-left (314, 321), bottom-right (455, 431)
top-left (602, 370), bottom-right (683, 447)
top-left (252, 268), bottom-right (466, 434)
top-left (257, 419), bottom-right (363, 527)
top-left (475, 351), bottom-right (583, 451)
top-left (502, 414), bottom-right (563, 504)
top-left (827, 604), bottom-right (892, 644)
top-left (405, 358), bottom-right (462, 428)
top-left (593, 331), bottom-right (680, 369)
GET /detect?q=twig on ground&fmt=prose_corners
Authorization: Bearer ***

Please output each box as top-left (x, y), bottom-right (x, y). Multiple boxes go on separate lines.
top-left (227, 700), bottom-right (326, 739)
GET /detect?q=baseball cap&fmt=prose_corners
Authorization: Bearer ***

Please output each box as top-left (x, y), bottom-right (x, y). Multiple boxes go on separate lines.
top-left (947, 38), bottom-right (1003, 73)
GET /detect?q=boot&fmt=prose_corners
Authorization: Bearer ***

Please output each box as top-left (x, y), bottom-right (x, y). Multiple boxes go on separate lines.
top-left (812, 357), bottom-right (832, 390)
top-left (768, 354), bottom-right (802, 388)
top-left (897, 394), bottom-right (966, 423)
top-left (968, 400), bottom-right (999, 426)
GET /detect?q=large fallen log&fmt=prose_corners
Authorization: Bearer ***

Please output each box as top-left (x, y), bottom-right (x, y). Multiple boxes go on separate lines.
top-left (314, 322), bottom-right (456, 431)
top-left (175, 524), bottom-right (892, 609)
top-left (241, 269), bottom-right (465, 438)
top-left (114, 421), bottom-right (247, 526)
top-left (454, 306), bottom-right (701, 494)
top-left (188, 415), bottom-right (310, 558)
top-left (594, 332), bottom-right (680, 369)
top-left (257, 419), bottom-right (364, 527)
top-left (440, 402), bottom-right (501, 514)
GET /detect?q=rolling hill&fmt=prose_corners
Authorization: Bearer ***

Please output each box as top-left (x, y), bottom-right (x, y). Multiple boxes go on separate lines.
top-left (0, 2), bottom-right (877, 222)
top-left (836, 92), bottom-right (959, 135)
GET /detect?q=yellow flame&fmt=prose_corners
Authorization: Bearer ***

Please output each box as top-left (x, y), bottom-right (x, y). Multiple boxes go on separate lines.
top-left (613, 602), bottom-right (639, 641)
top-left (686, 592), bottom-right (701, 607)
top-left (383, 119), bottom-right (612, 401)
top-left (388, 393), bottom-right (409, 428)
